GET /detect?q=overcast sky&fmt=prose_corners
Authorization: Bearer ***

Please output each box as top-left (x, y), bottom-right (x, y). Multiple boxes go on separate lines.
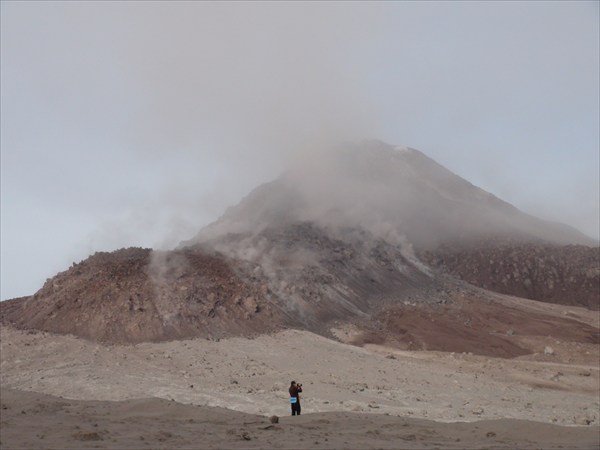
top-left (1, 1), bottom-right (598, 300)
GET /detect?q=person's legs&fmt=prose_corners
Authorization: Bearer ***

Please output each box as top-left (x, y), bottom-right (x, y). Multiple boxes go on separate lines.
top-left (292, 402), bottom-right (301, 416)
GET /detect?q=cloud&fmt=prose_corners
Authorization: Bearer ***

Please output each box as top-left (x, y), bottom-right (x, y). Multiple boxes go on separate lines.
top-left (1, 1), bottom-right (598, 298)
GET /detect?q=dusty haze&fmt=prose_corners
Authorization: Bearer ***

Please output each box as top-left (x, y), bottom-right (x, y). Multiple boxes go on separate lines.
top-left (191, 141), bottom-right (595, 250)
top-left (1, 2), bottom-right (598, 299)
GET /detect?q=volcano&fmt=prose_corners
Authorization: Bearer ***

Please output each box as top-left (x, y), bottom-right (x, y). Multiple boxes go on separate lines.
top-left (187, 140), bottom-right (594, 248)
top-left (2, 141), bottom-right (598, 352)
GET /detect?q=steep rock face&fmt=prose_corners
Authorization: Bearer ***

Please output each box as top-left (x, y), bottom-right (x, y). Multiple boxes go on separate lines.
top-left (198, 222), bottom-right (446, 329)
top-left (422, 240), bottom-right (600, 310)
top-left (0, 247), bottom-right (279, 343)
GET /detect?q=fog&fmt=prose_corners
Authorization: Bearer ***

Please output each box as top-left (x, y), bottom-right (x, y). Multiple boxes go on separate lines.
top-left (193, 141), bottom-right (594, 250)
top-left (1, 2), bottom-right (598, 299)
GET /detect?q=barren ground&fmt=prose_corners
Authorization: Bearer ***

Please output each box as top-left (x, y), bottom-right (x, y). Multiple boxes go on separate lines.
top-left (2, 388), bottom-right (598, 450)
top-left (1, 295), bottom-right (598, 449)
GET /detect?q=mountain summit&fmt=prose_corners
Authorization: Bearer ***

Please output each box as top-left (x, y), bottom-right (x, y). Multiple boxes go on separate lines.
top-left (189, 140), bottom-right (593, 249)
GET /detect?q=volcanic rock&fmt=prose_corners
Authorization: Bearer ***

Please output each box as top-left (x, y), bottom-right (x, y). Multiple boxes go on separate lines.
top-left (0, 247), bottom-right (280, 344)
top-left (422, 239), bottom-right (599, 309)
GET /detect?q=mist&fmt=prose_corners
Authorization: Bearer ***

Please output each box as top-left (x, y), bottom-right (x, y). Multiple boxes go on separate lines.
top-left (1, 1), bottom-right (598, 299)
top-left (192, 141), bottom-right (595, 251)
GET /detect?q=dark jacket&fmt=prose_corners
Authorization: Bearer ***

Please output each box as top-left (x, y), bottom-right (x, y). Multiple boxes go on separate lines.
top-left (289, 385), bottom-right (302, 402)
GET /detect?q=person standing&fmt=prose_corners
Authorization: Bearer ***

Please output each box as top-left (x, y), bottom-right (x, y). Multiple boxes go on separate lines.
top-left (289, 380), bottom-right (302, 416)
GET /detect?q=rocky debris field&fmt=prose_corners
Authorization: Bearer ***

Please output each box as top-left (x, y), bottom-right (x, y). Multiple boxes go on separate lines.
top-left (0, 223), bottom-right (455, 345)
top-left (202, 223), bottom-right (448, 325)
top-left (422, 239), bottom-right (600, 309)
top-left (0, 247), bottom-right (280, 344)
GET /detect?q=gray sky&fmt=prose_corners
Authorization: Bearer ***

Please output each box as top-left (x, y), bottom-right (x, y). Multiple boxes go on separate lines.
top-left (1, 1), bottom-right (598, 300)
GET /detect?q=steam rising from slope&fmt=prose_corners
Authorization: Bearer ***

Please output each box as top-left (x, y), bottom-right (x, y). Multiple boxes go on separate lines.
top-left (2, 2), bottom-right (597, 300)
top-left (190, 141), bottom-right (594, 249)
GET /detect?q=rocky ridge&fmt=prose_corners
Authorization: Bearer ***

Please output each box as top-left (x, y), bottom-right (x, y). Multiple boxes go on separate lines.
top-left (422, 239), bottom-right (599, 310)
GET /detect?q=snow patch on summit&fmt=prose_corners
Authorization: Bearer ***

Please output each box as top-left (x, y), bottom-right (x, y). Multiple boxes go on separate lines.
top-left (393, 145), bottom-right (412, 153)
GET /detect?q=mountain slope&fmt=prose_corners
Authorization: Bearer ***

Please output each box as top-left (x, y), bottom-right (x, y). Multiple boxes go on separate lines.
top-left (422, 239), bottom-right (600, 310)
top-left (0, 221), bottom-right (449, 344)
top-left (188, 140), bottom-right (594, 249)
top-left (0, 247), bottom-right (280, 343)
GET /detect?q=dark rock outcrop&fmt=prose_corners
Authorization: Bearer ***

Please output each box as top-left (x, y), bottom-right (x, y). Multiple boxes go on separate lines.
top-left (422, 239), bottom-right (599, 310)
